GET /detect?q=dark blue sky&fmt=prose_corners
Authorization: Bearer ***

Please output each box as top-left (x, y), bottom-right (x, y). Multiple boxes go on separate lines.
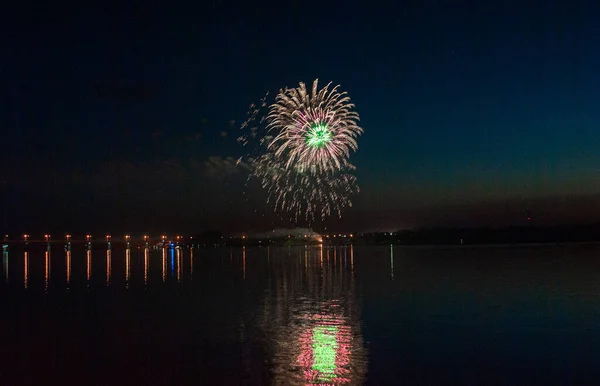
top-left (2, 0), bottom-right (600, 233)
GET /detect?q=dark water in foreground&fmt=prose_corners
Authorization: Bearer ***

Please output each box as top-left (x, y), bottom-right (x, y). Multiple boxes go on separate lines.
top-left (1, 244), bottom-right (600, 385)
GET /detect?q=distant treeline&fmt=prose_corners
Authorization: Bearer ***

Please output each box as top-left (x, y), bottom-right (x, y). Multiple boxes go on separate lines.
top-left (190, 224), bottom-right (600, 247)
top-left (189, 230), bottom-right (320, 247)
top-left (355, 223), bottom-right (600, 245)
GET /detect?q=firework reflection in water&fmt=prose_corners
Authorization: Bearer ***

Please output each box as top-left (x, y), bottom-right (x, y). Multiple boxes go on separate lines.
top-left (260, 246), bottom-right (366, 385)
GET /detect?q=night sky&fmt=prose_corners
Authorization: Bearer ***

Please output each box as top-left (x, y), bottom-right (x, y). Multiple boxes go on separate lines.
top-left (2, 0), bottom-right (600, 234)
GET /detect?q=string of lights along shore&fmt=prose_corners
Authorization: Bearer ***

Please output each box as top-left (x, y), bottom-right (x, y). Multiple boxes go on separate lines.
top-left (4, 234), bottom-right (187, 244)
top-left (239, 79), bottom-right (362, 223)
top-left (2, 233), bottom-right (359, 244)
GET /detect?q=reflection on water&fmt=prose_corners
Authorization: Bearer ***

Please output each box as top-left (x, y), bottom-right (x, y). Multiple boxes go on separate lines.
top-left (44, 250), bottom-right (50, 291)
top-left (242, 246), bottom-right (246, 280)
top-left (125, 248), bottom-right (131, 288)
top-left (3, 244), bottom-right (600, 384)
top-left (66, 249), bottom-right (71, 286)
top-left (86, 249), bottom-right (91, 283)
top-left (144, 247), bottom-right (149, 285)
top-left (390, 244), bottom-right (394, 280)
top-left (170, 248), bottom-right (175, 278)
top-left (106, 249), bottom-right (112, 286)
top-left (176, 248), bottom-right (181, 283)
top-left (299, 313), bottom-right (355, 384)
top-left (23, 251), bottom-right (28, 289)
top-left (262, 245), bottom-right (366, 385)
top-left (3, 248), bottom-right (8, 283)
top-left (0, 244), bottom-right (367, 384)
top-left (189, 247), bottom-right (193, 278)
top-left (162, 247), bottom-right (166, 283)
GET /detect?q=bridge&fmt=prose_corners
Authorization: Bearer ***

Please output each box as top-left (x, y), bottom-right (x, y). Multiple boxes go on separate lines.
top-left (2, 234), bottom-right (188, 246)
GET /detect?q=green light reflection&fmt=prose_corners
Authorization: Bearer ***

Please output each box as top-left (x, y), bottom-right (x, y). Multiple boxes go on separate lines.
top-left (312, 325), bottom-right (338, 381)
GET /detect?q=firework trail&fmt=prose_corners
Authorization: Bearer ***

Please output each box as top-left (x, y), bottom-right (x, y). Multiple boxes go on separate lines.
top-left (238, 79), bottom-right (362, 222)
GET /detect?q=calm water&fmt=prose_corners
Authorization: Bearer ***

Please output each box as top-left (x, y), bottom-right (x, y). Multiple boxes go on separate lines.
top-left (1, 244), bottom-right (600, 384)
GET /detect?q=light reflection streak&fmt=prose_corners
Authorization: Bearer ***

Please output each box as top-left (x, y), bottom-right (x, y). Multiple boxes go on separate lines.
top-left (305, 249), bottom-right (308, 273)
top-left (144, 248), bottom-right (149, 286)
top-left (176, 247), bottom-right (181, 283)
top-left (125, 248), bottom-right (131, 288)
top-left (3, 248), bottom-right (8, 283)
top-left (350, 244), bottom-right (354, 275)
top-left (296, 313), bottom-right (355, 384)
top-left (23, 251), bottom-right (28, 289)
top-left (312, 326), bottom-right (339, 381)
top-left (333, 246), bottom-right (337, 268)
top-left (44, 250), bottom-right (50, 291)
top-left (265, 245), bottom-right (366, 385)
top-left (243, 246), bottom-right (246, 280)
top-left (390, 244), bottom-right (394, 280)
top-left (320, 245), bottom-right (324, 267)
top-left (189, 248), bottom-right (193, 278)
top-left (106, 249), bottom-right (112, 286)
top-left (86, 249), bottom-right (92, 283)
top-left (162, 248), bottom-right (167, 283)
top-left (66, 250), bottom-right (71, 286)
top-left (170, 248), bottom-right (175, 277)
top-left (2, 251), bottom-right (8, 283)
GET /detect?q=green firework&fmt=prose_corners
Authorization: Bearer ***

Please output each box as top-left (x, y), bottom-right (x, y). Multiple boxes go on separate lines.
top-left (306, 124), bottom-right (332, 148)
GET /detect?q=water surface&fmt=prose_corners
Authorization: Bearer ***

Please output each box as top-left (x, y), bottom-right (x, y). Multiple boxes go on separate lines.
top-left (1, 244), bottom-right (599, 384)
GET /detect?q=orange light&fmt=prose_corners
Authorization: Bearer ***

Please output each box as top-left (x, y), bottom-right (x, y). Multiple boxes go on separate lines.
top-left (66, 234), bottom-right (71, 240)
top-left (86, 234), bottom-right (91, 241)
top-left (125, 235), bottom-right (130, 240)
top-left (143, 235), bottom-right (148, 241)
top-left (350, 234), bottom-right (353, 238)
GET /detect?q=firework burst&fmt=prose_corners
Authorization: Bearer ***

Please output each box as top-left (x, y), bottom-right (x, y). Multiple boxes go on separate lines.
top-left (251, 153), bottom-right (359, 221)
top-left (238, 79), bottom-right (362, 222)
top-left (267, 79), bottom-right (362, 173)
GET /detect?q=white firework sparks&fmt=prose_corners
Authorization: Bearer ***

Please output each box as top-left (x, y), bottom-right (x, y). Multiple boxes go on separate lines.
top-left (238, 79), bottom-right (363, 222)
top-left (267, 79), bottom-right (362, 174)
